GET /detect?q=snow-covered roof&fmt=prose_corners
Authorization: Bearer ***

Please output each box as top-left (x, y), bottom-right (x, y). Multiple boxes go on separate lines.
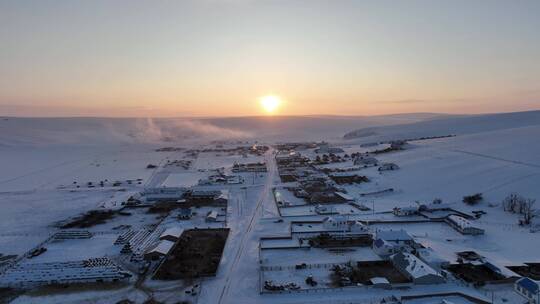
top-left (516, 277), bottom-right (539, 293)
top-left (392, 252), bottom-right (439, 279)
top-left (369, 277), bottom-right (390, 285)
top-left (160, 227), bottom-right (184, 239)
top-left (0, 258), bottom-right (129, 287)
top-left (147, 240), bottom-right (175, 255)
top-left (335, 191), bottom-right (354, 201)
top-left (376, 229), bottom-right (413, 242)
top-left (217, 190), bottom-right (229, 200)
top-left (448, 215), bottom-right (474, 229)
top-left (395, 206), bottom-right (418, 212)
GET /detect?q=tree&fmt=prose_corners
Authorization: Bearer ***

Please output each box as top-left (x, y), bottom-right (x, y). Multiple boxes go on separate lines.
top-left (502, 193), bottom-right (524, 213)
top-left (502, 193), bottom-right (536, 225)
top-left (523, 198), bottom-right (536, 225)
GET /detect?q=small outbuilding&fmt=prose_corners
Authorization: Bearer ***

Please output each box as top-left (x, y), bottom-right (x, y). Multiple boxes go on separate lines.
top-left (206, 210), bottom-right (219, 222)
top-left (144, 240), bottom-right (175, 261)
top-left (369, 277), bottom-right (391, 289)
top-left (159, 227), bottom-right (184, 242)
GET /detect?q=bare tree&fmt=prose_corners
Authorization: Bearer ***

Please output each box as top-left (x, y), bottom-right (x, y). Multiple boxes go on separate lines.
top-left (502, 193), bottom-right (525, 213)
top-left (523, 198), bottom-right (536, 225)
top-left (502, 193), bottom-right (537, 225)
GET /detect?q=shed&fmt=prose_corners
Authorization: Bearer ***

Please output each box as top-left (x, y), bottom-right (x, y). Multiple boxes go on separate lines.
top-left (144, 240), bottom-right (175, 261)
top-left (206, 210), bottom-right (218, 222)
top-left (159, 227), bottom-right (184, 242)
top-left (369, 277), bottom-right (391, 289)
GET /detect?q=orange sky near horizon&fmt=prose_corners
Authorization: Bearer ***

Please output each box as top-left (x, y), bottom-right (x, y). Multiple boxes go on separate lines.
top-left (1, 1), bottom-right (540, 117)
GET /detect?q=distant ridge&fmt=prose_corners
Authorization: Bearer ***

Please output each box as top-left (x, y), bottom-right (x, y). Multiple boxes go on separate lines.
top-left (344, 110), bottom-right (540, 141)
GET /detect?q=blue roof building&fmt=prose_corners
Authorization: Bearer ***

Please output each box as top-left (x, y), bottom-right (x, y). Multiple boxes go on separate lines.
top-left (515, 277), bottom-right (539, 304)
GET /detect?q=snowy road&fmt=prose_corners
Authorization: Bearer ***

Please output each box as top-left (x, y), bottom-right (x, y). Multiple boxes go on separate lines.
top-left (217, 148), bottom-right (277, 304)
top-left (195, 148), bottom-right (277, 304)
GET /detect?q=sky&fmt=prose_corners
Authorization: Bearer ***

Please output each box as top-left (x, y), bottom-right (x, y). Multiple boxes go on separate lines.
top-left (1, 0), bottom-right (540, 117)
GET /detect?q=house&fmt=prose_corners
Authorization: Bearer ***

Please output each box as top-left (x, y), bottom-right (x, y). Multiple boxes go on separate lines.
top-left (143, 187), bottom-right (187, 202)
top-left (393, 206), bottom-right (419, 217)
top-left (446, 215), bottom-right (485, 235)
top-left (231, 162), bottom-right (267, 173)
top-left (353, 155), bottom-right (378, 166)
top-left (187, 189), bottom-right (228, 205)
top-left (315, 204), bottom-right (334, 215)
top-left (206, 210), bottom-right (219, 222)
top-left (349, 221), bottom-right (370, 233)
top-left (199, 174), bottom-right (243, 185)
top-left (373, 230), bottom-right (415, 257)
top-left (373, 239), bottom-right (400, 257)
top-left (320, 216), bottom-right (370, 234)
top-left (315, 143), bottom-right (344, 154)
top-left (515, 277), bottom-right (539, 304)
top-left (159, 227), bottom-right (184, 242)
top-left (144, 240), bottom-right (175, 261)
top-left (376, 229), bottom-right (414, 244)
top-left (378, 163), bottom-right (400, 171)
top-left (322, 216), bottom-right (349, 230)
top-left (391, 252), bottom-right (445, 284)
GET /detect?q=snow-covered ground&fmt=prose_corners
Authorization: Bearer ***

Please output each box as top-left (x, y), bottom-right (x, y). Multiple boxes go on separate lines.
top-left (1, 111), bottom-right (540, 303)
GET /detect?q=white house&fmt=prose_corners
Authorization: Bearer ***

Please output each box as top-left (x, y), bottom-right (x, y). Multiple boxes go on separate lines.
top-left (515, 277), bottom-right (539, 304)
top-left (159, 227), bottom-right (184, 242)
top-left (393, 206), bottom-right (419, 217)
top-left (373, 230), bottom-right (414, 257)
top-left (322, 216), bottom-right (349, 230)
top-left (446, 215), bottom-right (484, 235)
top-left (144, 240), bottom-right (175, 260)
top-left (391, 252), bottom-right (445, 284)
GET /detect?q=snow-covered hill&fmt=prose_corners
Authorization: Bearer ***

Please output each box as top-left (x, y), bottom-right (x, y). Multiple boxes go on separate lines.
top-left (0, 114), bottom-right (442, 147)
top-left (343, 110), bottom-right (540, 142)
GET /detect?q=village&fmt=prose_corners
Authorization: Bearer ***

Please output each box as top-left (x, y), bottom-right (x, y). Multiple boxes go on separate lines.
top-left (0, 137), bottom-right (540, 304)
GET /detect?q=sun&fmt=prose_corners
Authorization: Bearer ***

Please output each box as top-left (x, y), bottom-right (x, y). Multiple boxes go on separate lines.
top-left (259, 95), bottom-right (281, 114)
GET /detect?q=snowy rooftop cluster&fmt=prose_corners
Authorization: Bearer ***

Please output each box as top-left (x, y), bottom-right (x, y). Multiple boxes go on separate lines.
top-left (0, 258), bottom-right (130, 287)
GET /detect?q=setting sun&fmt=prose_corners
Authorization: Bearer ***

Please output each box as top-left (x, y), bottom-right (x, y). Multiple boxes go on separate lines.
top-left (260, 95), bottom-right (282, 114)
